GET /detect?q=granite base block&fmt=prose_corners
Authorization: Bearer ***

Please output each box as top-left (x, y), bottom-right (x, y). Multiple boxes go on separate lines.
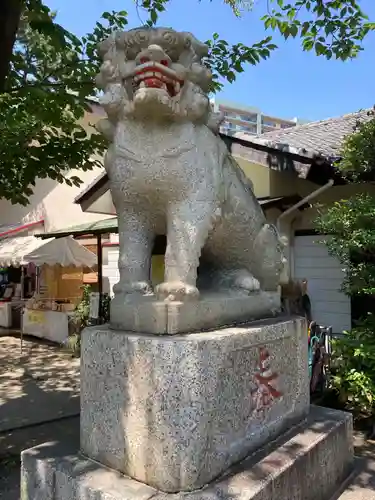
top-left (110, 291), bottom-right (281, 334)
top-left (21, 406), bottom-right (354, 500)
top-left (80, 317), bottom-right (309, 492)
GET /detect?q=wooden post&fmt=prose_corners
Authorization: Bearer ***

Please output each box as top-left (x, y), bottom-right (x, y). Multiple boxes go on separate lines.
top-left (97, 233), bottom-right (103, 322)
top-left (20, 265), bottom-right (24, 300)
top-left (35, 266), bottom-right (40, 294)
top-left (20, 265), bottom-right (25, 355)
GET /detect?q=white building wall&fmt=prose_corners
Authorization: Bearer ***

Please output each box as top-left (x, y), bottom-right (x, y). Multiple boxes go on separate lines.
top-left (102, 246), bottom-right (120, 296)
top-left (0, 167), bottom-right (111, 231)
top-left (294, 235), bottom-right (351, 333)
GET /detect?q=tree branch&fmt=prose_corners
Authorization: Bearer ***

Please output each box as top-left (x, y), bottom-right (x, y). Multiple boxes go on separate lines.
top-left (0, 0), bottom-right (24, 92)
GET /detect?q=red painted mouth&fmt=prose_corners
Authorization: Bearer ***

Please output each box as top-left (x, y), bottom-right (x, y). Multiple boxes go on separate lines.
top-left (133, 63), bottom-right (184, 97)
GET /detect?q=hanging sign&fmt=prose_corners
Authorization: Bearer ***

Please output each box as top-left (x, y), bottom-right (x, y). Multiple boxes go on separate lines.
top-left (27, 310), bottom-right (45, 325)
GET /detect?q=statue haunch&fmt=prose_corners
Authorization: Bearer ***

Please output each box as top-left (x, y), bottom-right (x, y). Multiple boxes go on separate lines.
top-left (96, 27), bottom-right (288, 302)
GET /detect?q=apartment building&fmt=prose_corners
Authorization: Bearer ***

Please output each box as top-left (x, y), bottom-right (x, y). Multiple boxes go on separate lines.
top-left (211, 98), bottom-right (308, 136)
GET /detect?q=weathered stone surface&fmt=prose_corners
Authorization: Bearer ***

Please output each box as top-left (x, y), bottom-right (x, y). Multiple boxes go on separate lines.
top-left (21, 406), bottom-right (354, 500)
top-left (95, 27), bottom-right (289, 330)
top-left (80, 317), bottom-right (309, 492)
top-left (110, 291), bottom-right (280, 334)
top-left (21, 440), bottom-right (157, 500)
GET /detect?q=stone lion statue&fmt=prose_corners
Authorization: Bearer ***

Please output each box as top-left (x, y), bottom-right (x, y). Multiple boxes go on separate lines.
top-left (96, 27), bottom-right (287, 303)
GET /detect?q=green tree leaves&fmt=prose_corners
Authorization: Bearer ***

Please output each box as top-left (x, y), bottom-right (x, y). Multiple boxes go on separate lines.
top-left (316, 194), bottom-right (375, 296)
top-left (205, 36), bottom-right (277, 92)
top-left (262, 0), bottom-right (373, 60)
top-left (339, 109), bottom-right (375, 181)
top-left (330, 317), bottom-right (375, 416)
top-left (0, 6), bottom-right (128, 205)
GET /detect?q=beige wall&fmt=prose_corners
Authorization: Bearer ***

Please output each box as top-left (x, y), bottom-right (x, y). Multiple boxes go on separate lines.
top-left (235, 156), bottom-right (320, 200)
top-left (235, 156), bottom-right (375, 238)
top-left (235, 158), bottom-right (270, 198)
top-left (0, 166), bottom-right (110, 231)
top-left (0, 105), bottom-right (110, 232)
top-left (78, 103), bottom-right (106, 134)
top-left (294, 183), bottom-right (375, 231)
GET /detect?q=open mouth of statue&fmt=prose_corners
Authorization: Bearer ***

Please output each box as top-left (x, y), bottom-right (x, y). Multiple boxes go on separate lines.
top-left (132, 61), bottom-right (184, 97)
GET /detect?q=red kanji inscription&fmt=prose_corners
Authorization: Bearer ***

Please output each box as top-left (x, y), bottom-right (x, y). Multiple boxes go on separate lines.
top-left (252, 347), bottom-right (282, 417)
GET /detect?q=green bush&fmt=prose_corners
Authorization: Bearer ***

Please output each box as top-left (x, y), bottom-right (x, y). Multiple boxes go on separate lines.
top-left (73, 284), bottom-right (92, 330)
top-left (65, 286), bottom-right (111, 357)
top-left (330, 316), bottom-right (375, 417)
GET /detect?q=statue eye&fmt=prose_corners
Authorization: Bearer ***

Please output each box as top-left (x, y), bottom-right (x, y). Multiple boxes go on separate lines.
top-left (140, 57), bottom-right (149, 64)
top-left (160, 60), bottom-right (169, 66)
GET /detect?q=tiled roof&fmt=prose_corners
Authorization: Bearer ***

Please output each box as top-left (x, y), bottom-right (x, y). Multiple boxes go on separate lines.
top-left (235, 108), bottom-right (373, 161)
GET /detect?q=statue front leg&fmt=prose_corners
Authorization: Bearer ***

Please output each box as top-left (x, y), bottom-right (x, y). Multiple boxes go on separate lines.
top-left (156, 200), bottom-right (216, 301)
top-left (113, 207), bottom-right (154, 297)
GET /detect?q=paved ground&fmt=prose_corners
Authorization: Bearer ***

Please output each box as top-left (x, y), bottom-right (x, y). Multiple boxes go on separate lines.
top-left (0, 333), bottom-right (80, 499)
top-left (335, 434), bottom-right (375, 500)
top-left (0, 333), bottom-right (80, 432)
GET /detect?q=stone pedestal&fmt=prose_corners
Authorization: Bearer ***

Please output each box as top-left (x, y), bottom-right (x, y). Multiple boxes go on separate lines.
top-left (21, 406), bottom-right (354, 500)
top-left (80, 317), bottom-right (308, 492)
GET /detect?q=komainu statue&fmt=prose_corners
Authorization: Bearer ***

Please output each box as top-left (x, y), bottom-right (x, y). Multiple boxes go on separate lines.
top-left (96, 27), bottom-right (288, 331)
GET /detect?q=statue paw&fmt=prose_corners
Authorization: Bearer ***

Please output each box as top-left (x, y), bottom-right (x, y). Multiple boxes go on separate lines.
top-left (155, 281), bottom-right (199, 301)
top-left (113, 281), bottom-right (154, 296)
top-left (234, 273), bottom-right (260, 293)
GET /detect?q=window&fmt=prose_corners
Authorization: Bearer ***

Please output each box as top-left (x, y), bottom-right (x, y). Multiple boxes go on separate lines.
top-left (262, 120), bottom-right (276, 128)
top-left (241, 125), bottom-right (257, 134)
top-left (220, 109), bottom-right (234, 120)
top-left (239, 114), bottom-right (257, 123)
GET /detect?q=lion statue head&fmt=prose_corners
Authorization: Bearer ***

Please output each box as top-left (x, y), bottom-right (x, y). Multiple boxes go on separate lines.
top-left (96, 27), bottom-right (218, 128)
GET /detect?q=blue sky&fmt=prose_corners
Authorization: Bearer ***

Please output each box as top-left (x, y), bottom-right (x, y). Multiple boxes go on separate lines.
top-left (45, 0), bottom-right (375, 122)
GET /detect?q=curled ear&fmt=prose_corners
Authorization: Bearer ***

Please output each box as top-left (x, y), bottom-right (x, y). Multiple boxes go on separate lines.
top-left (279, 235), bottom-right (289, 248)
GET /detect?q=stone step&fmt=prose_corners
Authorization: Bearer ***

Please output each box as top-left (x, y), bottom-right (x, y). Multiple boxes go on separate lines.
top-left (21, 406), bottom-right (353, 500)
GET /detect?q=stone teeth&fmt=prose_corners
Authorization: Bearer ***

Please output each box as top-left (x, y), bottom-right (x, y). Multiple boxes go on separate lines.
top-left (174, 82), bottom-right (181, 93)
top-left (139, 81), bottom-right (146, 88)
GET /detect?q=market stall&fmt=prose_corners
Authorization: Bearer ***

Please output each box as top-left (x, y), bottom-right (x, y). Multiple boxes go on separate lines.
top-left (0, 237), bottom-right (43, 329)
top-left (23, 236), bottom-right (97, 343)
top-left (0, 235), bottom-right (97, 342)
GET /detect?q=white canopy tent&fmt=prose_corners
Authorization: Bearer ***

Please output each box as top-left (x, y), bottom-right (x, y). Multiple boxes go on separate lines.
top-left (0, 235), bottom-right (97, 268)
top-left (24, 236), bottom-right (97, 268)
